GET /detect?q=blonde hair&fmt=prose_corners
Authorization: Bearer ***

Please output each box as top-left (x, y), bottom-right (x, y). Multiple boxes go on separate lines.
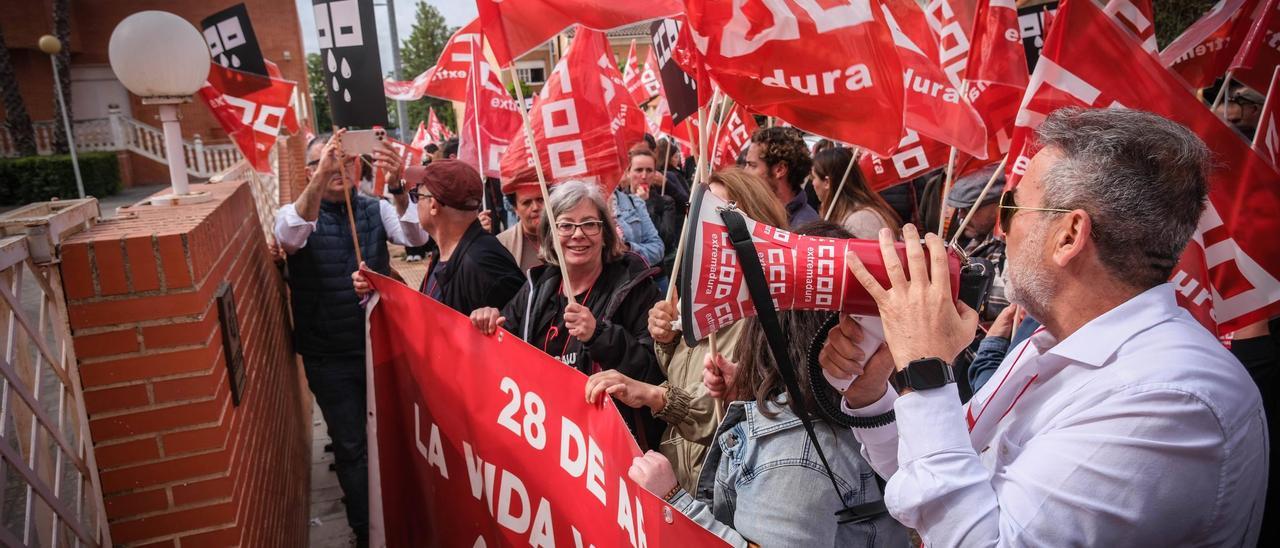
top-left (707, 168), bottom-right (790, 229)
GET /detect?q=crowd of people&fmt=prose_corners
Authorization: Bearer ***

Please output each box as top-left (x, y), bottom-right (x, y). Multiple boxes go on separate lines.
top-left (273, 106), bottom-right (1276, 546)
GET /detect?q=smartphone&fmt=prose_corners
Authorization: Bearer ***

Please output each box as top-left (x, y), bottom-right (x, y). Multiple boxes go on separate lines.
top-left (340, 127), bottom-right (386, 156)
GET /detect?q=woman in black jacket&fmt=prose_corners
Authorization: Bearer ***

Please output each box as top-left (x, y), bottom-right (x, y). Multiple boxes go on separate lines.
top-left (471, 180), bottom-right (666, 449)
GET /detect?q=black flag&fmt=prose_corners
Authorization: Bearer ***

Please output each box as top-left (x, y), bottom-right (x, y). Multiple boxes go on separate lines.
top-left (650, 18), bottom-right (700, 126)
top-left (312, 0), bottom-right (388, 128)
top-left (201, 4), bottom-right (269, 78)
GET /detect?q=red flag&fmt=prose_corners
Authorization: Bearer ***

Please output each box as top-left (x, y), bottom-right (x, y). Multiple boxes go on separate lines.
top-left (639, 47), bottom-right (665, 105)
top-left (478, 0), bottom-right (682, 68)
top-left (459, 49), bottom-right (522, 179)
top-left (858, 130), bottom-right (953, 190)
top-left (958, 0), bottom-right (1029, 167)
top-left (364, 273), bottom-right (727, 547)
top-left (410, 122), bottom-right (430, 151)
top-left (921, 0), bottom-right (980, 84)
top-left (710, 103), bottom-right (757, 170)
top-left (427, 107), bottom-right (451, 142)
top-left (384, 19), bottom-right (480, 102)
top-left (198, 65), bottom-right (296, 174)
top-left (882, 0), bottom-right (989, 158)
top-left (1254, 66), bottom-right (1280, 167)
top-left (682, 0), bottom-right (906, 156)
top-left (500, 27), bottom-right (645, 195)
top-left (1160, 0), bottom-right (1259, 90)
top-left (263, 60), bottom-right (300, 135)
top-left (1008, 0), bottom-right (1280, 334)
top-left (621, 39), bottom-right (651, 106)
top-left (1229, 0), bottom-right (1280, 92)
top-left (1104, 0), bottom-right (1158, 53)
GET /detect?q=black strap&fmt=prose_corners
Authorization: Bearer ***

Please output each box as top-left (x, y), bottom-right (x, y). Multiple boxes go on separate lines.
top-left (720, 208), bottom-right (887, 525)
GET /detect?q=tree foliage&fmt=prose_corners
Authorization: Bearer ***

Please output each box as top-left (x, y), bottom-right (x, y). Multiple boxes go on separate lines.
top-left (306, 53), bottom-right (333, 131)
top-left (398, 1), bottom-right (456, 133)
top-left (1153, 0), bottom-right (1218, 50)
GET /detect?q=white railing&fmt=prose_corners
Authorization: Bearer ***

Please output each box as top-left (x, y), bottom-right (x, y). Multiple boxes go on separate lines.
top-left (210, 145), bottom-right (280, 242)
top-left (0, 108), bottom-right (242, 179)
top-left (0, 199), bottom-right (110, 547)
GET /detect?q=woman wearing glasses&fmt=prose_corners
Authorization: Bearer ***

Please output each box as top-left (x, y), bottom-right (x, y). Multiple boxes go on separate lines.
top-left (470, 180), bottom-right (666, 449)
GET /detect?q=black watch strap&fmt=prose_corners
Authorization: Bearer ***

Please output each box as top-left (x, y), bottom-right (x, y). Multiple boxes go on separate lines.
top-left (388, 180), bottom-right (406, 194)
top-left (891, 357), bottom-right (955, 393)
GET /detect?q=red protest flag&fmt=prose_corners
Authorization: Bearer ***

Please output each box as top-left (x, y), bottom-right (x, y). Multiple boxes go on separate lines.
top-left (385, 19), bottom-right (480, 102)
top-left (956, 0), bottom-right (1029, 169)
top-left (882, 0), bottom-right (988, 158)
top-left (682, 0), bottom-right (906, 156)
top-left (478, 0), bottom-right (682, 68)
top-left (410, 122), bottom-right (430, 150)
top-left (199, 64), bottom-right (296, 174)
top-left (1254, 67), bottom-right (1280, 167)
top-left (427, 107), bottom-right (452, 142)
top-left (1008, 0), bottom-right (1280, 334)
top-left (921, 0), bottom-right (980, 84)
top-left (1229, 0), bottom-right (1280, 92)
top-left (263, 60), bottom-right (300, 135)
top-left (858, 131), bottom-right (953, 191)
top-left (500, 27), bottom-right (645, 195)
top-left (639, 46), bottom-right (666, 105)
top-left (710, 103), bottom-right (757, 171)
top-left (621, 39), bottom-right (651, 107)
top-left (1104, 0), bottom-right (1158, 53)
top-left (1160, 0), bottom-right (1260, 90)
top-left (458, 47), bottom-right (522, 179)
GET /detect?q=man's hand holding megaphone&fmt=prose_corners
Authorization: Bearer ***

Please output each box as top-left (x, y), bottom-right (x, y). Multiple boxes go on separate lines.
top-left (826, 225), bottom-right (979, 402)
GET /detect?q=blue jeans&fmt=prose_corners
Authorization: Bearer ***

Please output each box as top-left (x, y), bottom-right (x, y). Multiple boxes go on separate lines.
top-left (303, 354), bottom-right (369, 539)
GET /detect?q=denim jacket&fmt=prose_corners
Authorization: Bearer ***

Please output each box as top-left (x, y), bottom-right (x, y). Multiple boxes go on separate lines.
top-left (669, 398), bottom-right (908, 547)
top-left (612, 188), bottom-right (664, 267)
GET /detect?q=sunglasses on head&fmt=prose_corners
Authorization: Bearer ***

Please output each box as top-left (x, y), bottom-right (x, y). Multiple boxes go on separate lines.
top-left (997, 188), bottom-right (1073, 234)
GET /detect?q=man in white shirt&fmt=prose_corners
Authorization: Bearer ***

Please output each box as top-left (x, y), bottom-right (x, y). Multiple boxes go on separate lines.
top-left (820, 107), bottom-right (1268, 545)
top-left (272, 130), bottom-right (428, 545)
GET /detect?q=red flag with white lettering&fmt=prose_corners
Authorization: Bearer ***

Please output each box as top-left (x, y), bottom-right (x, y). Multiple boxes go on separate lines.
top-left (955, 0), bottom-right (1029, 169)
top-left (858, 131), bottom-right (952, 190)
top-left (1008, 0), bottom-right (1280, 334)
top-left (198, 64), bottom-right (296, 174)
top-left (1254, 67), bottom-right (1280, 167)
top-left (428, 107), bottom-right (453, 142)
top-left (1104, 0), bottom-right (1158, 53)
top-left (264, 60), bottom-right (300, 135)
top-left (500, 27), bottom-right (646, 195)
top-left (710, 103), bottom-right (757, 170)
top-left (639, 47), bottom-right (665, 106)
top-left (922, 0), bottom-right (979, 85)
top-left (1160, 0), bottom-right (1259, 90)
top-left (410, 122), bottom-right (430, 151)
top-left (682, 0), bottom-right (905, 156)
top-left (478, 0), bottom-right (682, 68)
top-left (385, 19), bottom-right (480, 102)
top-left (1229, 0), bottom-right (1280, 92)
top-left (621, 39), bottom-right (651, 107)
top-left (882, 0), bottom-right (988, 158)
top-left (458, 50), bottom-right (521, 179)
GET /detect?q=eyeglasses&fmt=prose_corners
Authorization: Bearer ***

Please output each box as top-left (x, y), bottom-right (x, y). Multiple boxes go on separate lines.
top-left (555, 220), bottom-right (604, 237)
top-left (997, 189), bottom-right (1073, 233)
top-left (407, 186), bottom-right (432, 204)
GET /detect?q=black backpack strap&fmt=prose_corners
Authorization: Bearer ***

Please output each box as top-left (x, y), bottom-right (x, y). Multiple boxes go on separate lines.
top-left (719, 208), bottom-right (887, 524)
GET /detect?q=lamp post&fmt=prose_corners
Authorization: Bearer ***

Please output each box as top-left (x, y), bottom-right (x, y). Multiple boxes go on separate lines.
top-left (107, 11), bottom-right (212, 205)
top-left (38, 35), bottom-right (84, 199)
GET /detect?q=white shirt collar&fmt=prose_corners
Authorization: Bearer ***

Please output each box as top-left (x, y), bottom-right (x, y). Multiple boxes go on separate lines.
top-left (1041, 283), bottom-right (1183, 368)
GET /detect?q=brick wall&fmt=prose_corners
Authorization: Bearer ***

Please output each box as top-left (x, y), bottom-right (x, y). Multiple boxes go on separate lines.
top-left (59, 181), bottom-right (309, 547)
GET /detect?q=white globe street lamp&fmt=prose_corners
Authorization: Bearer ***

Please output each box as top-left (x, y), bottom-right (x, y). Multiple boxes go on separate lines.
top-left (108, 11), bottom-right (212, 205)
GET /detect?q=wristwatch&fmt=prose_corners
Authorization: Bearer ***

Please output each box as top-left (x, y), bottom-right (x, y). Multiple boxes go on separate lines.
top-left (891, 357), bottom-right (955, 394)
top-left (388, 179), bottom-right (405, 195)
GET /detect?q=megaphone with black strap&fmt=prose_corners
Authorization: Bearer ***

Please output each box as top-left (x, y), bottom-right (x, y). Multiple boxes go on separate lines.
top-left (678, 183), bottom-right (994, 346)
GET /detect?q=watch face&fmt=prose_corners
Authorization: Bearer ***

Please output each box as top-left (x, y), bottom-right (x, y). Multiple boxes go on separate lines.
top-left (909, 359), bottom-right (953, 389)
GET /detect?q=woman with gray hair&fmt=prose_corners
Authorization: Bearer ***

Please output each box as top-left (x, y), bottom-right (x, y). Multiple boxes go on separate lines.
top-left (471, 180), bottom-right (667, 448)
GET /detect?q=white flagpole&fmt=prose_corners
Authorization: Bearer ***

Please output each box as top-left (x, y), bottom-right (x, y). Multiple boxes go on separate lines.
top-left (1253, 66), bottom-right (1280, 149)
top-left (949, 156), bottom-right (1008, 247)
top-left (936, 146), bottom-right (958, 236)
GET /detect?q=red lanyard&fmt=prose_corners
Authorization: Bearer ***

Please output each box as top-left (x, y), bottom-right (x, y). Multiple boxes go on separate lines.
top-left (542, 279), bottom-right (596, 358)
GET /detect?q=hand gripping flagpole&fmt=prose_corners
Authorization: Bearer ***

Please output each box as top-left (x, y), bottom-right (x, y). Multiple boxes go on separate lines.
top-left (505, 51), bottom-right (576, 304)
top-left (948, 156), bottom-right (1008, 248)
top-left (823, 146), bottom-right (862, 221)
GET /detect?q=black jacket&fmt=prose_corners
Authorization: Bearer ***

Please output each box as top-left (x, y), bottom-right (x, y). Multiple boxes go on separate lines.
top-left (501, 253), bottom-right (666, 448)
top-left (422, 220), bottom-right (524, 315)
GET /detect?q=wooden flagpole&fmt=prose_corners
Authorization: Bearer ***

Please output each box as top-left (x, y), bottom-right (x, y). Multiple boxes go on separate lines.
top-left (936, 146), bottom-right (958, 236)
top-left (339, 151), bottom-right (365, 265)
top-left (664, 89), bottom-right (722, 304)
top-left (1212, 72), bottom-right (1235, 113)
top-left (708, 94), bottom-right (732, 169)
top-left (508, 65), bottom-right (576, 304)
top-left (468, 60), bottom-right (492, 223)
top-left (823, 147), bottom-right (862, 221)
top-left (948, 156), bottom-right (1008, 247)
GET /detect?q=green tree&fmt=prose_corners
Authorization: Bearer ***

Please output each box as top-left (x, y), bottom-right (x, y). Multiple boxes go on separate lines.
top-left (398, 2), bottom-right (456, 133)
top-left (0, 20), bottom-right (37, 156)
top-left (1154, 0), bottom-right (1217, 50)
top-left (306, 53), bottom-right (333, 131)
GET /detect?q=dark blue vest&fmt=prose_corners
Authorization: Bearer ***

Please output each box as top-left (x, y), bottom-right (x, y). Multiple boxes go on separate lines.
top-left (287, 193), bottom-right (390, 357)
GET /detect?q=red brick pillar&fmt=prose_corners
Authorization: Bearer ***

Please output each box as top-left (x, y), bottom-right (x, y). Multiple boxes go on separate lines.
top-left (60, 182), bottom-right (309, 547)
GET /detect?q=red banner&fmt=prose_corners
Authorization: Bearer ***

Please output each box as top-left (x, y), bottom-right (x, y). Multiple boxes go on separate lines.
top-left (1229, 0), bottom-right (1280, 92)
top-left (365, 273), bottom-right (724, 547)
top-left (1008, 0), bottom-right (1280, 334)
top-left (710, 103), bottom-right (757, 170)
top-left (1255, 66), bottom-right (1280, 167)
top-left (859, 130), bottom-right (952, 190)
top-left (198, 64), bottom-right (296, 174)
top-left (1160, 0), bottom-right (1259, 90)
top-left (459, 52), bottom-right (522, 180)
top-left (500, 27), bottom-right (645, 194)
top-left (385, 19), bottom-right (480, 102)
top-left (682, 0), bottom-right (906, 156)
top-left (479, 0), bottom-right (682, 67)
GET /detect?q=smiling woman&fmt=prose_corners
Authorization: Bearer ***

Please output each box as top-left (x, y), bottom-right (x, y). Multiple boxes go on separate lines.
top-left (469, 181), bottom-right (666, 449)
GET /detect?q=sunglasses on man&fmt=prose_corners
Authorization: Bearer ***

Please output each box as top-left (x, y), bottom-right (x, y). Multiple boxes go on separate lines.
top-left (997, 188), bottom-right (1073, 234)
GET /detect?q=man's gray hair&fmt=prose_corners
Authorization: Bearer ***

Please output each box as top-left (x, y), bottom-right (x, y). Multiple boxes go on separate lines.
top-left (538, 180), bottom-right (624, 267)
top-left (1035, 107), bottom-right (1209, 289)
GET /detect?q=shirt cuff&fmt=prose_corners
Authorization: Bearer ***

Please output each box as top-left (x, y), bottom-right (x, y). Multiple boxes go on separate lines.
top-left (655, 382), bottom-right (692, 424)
top-left (280, 204), bottom-right (317, 229)
top-left (668, 489), bottom-right (696, 512)
top-left (842, 383), bottom-right (897, 416)
top-left (894, 383), bottom-right (972, 464)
